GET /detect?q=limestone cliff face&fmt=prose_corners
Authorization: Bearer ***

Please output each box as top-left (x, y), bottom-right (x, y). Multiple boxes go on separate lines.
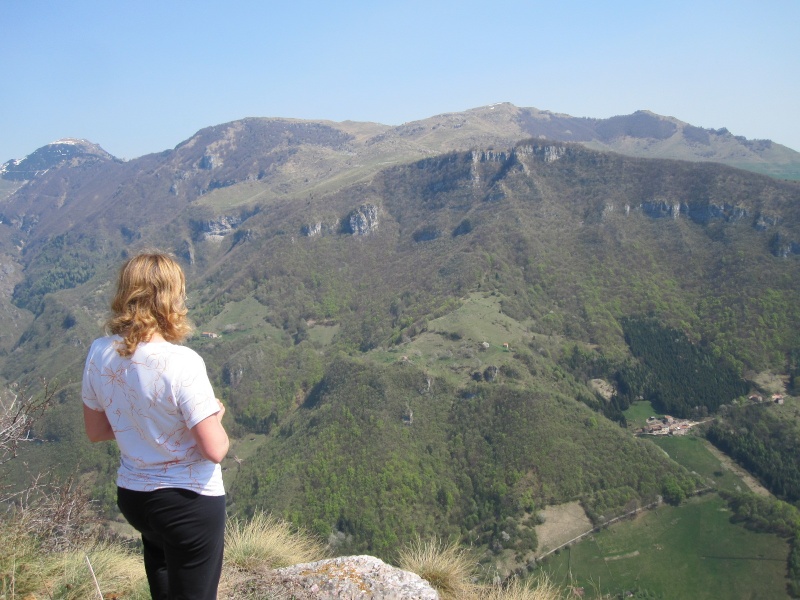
top-left (197, 215), bottom-right (244, 240)
top-left (637, 200), bottom-right (750, 223)
top-left (344, 204), bottom-right (380, 236)
top-left (771, 233), bottom-right (800, 258)
top-left (301, 222), bottom-right (324, 237)
top-left (300, 218), bottom-right (339, 238)
top-left (300, 206), bottom-right (380, 238)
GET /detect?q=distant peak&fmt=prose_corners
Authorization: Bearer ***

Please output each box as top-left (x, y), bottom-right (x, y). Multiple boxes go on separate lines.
top-left (47, 138), bottom-right (113, 155)
top-left (51, 137), bottom-right (89, 145)
top-left (1, 138), bottom-right (115, 182)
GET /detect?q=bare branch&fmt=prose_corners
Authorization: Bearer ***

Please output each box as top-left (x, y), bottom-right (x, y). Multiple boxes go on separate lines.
top-left (0, 379), bottom-right (58, 465)
top-left (3, 472), bottom-right (99, 553)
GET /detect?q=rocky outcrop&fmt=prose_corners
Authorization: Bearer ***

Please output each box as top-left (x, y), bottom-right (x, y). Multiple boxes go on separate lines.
top-left (192, 207), bottom-right (260, 241)
top-left (199, 153), bottom-right (220, 170)
top-left (754, 213), bottom-right (781, 231)
top-left (197, 215), bottom-right (244, 240)
top-left (515, 143), bottom-right (567, 163)
top-left (640, 201), bottom-right (682, 219)
top-left (231, 556), bottom-right (439, 600)
top-left (344, 204), bottom-right (380, 236)
top-left (770, 233), bottom-right (800, 258)
top-left (301, 222), bottom-right (324, 237)
top-left (684, 202), bottom-right (749, 225)
top-left (223, 363), bottom-right (245, 387)
top-left (637, 200), bottom-right (751, 224)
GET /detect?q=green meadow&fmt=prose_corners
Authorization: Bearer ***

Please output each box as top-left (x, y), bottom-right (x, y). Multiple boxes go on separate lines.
top-left (650, 435), bottom-right (749, 495)
top-left (624, 400), bottom-right (662, 430)
top-left (537, 434), bottom-right (790, 598)
top-left (538, 494), bottom-right (790, 599)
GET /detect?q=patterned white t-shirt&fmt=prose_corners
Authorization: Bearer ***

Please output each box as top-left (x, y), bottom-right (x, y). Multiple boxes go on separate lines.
top-left (82, 335), bottom-right (224, 496)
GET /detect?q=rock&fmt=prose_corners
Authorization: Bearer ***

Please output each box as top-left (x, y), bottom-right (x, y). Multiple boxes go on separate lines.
top-left (264, 555), bottom-right (439, 599)
top-left (344, 204), bottom-right (380, 236)
top-left (301, 222), bottom-right (323, 237)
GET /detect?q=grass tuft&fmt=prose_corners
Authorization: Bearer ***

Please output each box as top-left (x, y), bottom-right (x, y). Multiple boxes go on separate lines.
top-left (398, 537), bottom-right (564, 600)
top-left (224, 511), bottom-right (327, 571)
top-left (478, 575), bottom-right (564, 600)
top-left (397, 537), bottom-right (480, 600)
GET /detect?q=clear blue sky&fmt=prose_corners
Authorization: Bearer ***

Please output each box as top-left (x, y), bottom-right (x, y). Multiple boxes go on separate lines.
top-left (2, 0), bottom-right (798, 161)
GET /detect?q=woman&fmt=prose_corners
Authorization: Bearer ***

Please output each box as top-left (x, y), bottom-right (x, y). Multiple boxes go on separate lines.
top-left (82, 251), bottom-right (229, 600)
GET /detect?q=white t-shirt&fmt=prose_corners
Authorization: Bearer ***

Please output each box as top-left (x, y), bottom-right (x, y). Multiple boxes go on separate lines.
top-left (82, 335), bottom-right (224, 496)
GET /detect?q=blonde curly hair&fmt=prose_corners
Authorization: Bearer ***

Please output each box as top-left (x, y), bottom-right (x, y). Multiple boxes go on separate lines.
top-left (106, 251), bottom-right (193, 358)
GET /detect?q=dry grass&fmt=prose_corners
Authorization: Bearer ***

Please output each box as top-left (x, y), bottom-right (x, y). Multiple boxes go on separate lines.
top-left (2, 495), bottom-right (565, 600)
top-left (46, 544), bottom-right (149, 599)
top-left (397, 537), bottom-right (564, 600)
top-left (397, 537), bottom-right (481, 600)
top-left (224, 511), bottom-right (327, 571)
top-left (0, 520), bottom-right (42, 598)
top-left (0, 533), bottom-right (149, 600)
top-left (478, 575), bottom-right (564, 600)
top-left (1, 471), bottom-right (149, 599)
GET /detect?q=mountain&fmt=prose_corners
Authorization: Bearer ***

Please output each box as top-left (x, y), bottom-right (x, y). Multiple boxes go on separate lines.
top-left (2, 105), bottom-right (800, 570)
top-left (0, 138), bottom-right (115, 183)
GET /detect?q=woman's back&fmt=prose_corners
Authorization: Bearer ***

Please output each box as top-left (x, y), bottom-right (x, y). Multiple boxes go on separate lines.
top-left (82, 334), bottom-right (224, 494)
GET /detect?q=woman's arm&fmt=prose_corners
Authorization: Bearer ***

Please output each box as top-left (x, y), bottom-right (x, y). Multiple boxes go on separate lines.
top-left (83, 404), bottom-right (116, 442)
top-left (190, 399), bottom-right (229, 464)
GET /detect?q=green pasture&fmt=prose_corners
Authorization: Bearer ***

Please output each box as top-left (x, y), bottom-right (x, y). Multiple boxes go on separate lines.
top-left (538, 494), bottom-right (790, 599)
top-left (368, 292), bottom-right (562, 385)
top-left (307, 322), bottom-right (340, 347)
top-left (196, 179), bottom-right (274, 209)
top-left (624, 401), bottom-right (661, 429)
top-left (201, 295), bottom-right (279, 336)
top-left (650, 435), bottom-right (747, 494)
top-left (366, 293), bottom-right (528, 380)
top-left (425, 292), bottom-right (541, 349)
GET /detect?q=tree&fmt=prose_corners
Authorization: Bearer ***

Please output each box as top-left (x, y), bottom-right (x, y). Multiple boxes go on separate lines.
top-left (661, 477), bottom-right (686, 506)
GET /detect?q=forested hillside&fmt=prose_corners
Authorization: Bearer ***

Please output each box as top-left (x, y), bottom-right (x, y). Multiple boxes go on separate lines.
top-left (231, 357), bottom-right (695, 556)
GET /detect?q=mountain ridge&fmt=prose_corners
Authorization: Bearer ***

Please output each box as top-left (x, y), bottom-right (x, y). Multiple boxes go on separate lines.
top-left (4, 103), bottom-right (799, 188)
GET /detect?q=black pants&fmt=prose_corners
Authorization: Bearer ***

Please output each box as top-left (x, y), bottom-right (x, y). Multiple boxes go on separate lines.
top-left (117, 487), bottom-right (226, 600)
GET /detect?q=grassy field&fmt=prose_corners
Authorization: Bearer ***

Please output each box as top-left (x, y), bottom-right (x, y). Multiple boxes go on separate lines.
top-left (367, 292), bottom-right (562, 386)
top-left (538, 494), bottom-right (790, 599)
top-left (201, 295), bottom-right (273, 333)
top-left (624, 401), bottom-right (661, 430)
top-left (649, 435), bottom-right (749, 495)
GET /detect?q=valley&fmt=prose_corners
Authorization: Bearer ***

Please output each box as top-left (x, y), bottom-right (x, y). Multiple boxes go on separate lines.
top-left (2, 105), bottom-right (800, 597)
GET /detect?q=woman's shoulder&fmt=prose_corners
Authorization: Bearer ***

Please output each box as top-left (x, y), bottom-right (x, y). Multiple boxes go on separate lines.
top-left (88, 334), bottom-right (122, 354)
top-left (150, 341), bottom-right (206, 367)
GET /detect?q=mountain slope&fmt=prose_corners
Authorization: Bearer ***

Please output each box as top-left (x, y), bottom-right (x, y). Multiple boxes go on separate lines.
top-left (232, 356), bottom-right (694, 556)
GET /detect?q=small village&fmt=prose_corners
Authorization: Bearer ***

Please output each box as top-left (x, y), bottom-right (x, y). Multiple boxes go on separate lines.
top-left (635, 393), bottom-right (787, 437)
top-left (636, 415), bottom-right (700, 436)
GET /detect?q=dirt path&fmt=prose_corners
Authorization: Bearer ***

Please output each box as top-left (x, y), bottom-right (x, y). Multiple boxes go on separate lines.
top-left (703, 440), bottom-right (772, 497)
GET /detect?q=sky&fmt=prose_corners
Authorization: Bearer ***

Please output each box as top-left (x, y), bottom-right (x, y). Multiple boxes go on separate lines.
top-left (1, 0), bottom-right (798, 162)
